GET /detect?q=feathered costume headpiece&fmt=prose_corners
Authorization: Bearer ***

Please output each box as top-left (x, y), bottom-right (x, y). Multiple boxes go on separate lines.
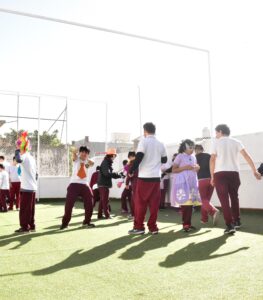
top-left (16, 131), bottom-right (30, 152)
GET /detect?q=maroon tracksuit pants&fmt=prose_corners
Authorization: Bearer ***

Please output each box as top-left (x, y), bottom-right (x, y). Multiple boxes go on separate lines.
top-left (0, 189), bottom-right (10, 212)
top-left (121, 187), bottom-right (132, 212)
top-left (198, 178), bottom-right (216, 222)
top-left (129, 180), bottom-right (138, 217)
top-left (214, 171), bottom-right (241, 225)
top-left (19, 191), bottom-right (36, 230)
top-left (62, 183), bottom-right (93, 226)
top-left (98, 187), bottom-right (111, 218)
top-left (133, 179), bottom-right (161, 232)
top-left (9, 182), bottom-right (21, 209)
top-left (181, 205), bottom-right (193, 227)
top-left (93, 188), bottom-right (100, 208)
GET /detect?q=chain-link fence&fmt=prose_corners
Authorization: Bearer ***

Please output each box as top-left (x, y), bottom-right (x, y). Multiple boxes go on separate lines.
top-left (0, 91), bottom-right (69, 177)
top-left (0, 91), bottom-right (115, 179)
top-left (0, 90), bottom-right (138, 182)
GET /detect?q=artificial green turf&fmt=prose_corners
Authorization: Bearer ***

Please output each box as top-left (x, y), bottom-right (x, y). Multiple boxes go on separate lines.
top-left (1, 200), bottom-right (263, 300)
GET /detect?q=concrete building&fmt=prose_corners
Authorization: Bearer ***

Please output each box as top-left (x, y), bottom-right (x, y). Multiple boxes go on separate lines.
top-left (73, 134), bottom-right (134, 157)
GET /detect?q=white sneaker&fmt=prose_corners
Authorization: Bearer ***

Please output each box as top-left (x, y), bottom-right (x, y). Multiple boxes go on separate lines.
top-left (149, 230), bottom-right (158, 235)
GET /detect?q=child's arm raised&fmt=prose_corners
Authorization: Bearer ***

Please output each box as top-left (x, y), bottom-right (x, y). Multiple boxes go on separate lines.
top-left (72, 147), bottom-right (78, 162)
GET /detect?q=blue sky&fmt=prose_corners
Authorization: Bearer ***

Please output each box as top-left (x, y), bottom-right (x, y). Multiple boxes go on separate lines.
top-left (0, 0), bottom-right (262, 144)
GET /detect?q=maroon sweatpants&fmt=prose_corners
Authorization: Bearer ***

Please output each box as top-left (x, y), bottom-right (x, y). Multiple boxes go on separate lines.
top-left (62, 183), bottom-right (93, 226)
top-left (160, 179), bottom-right (169, 208)
top-left (121, 187), bottom-right (132, 212)
top-left (214, 171), bottom-right (241, 225)
top-left (133, 179), bottom-right (161, 232)
top-left (98, 187), bottom-right (110, 218)
top-left (0, 189), bottom-right (10, 212)
top-left (198, 178), bottom-right (216, 222)
top-left (19, 191), bottom-right (36, 230)
top-left (181, 205), bottom-right (193, 227)
top-left (129, 180), bottom-right (137, 217)
top-left (9, 182), bottom-right (21, 209)
top-left (93, 189), bottom-right (100, 208)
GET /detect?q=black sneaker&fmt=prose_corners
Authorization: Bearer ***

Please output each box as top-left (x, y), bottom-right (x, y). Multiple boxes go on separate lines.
top-left (234, 220), bottom-right (242, 229)
top-left (15, 228), bottom-right (30, 234)
top-left (83, 223), bottom-right (95, 229)
top-left (224, 224), bottom-right (236, 234)
top-left (183, 225), bottom-right (196, 232)
top-left (128, 229), bottom-right (145, 235)
top-left (60, 225), bottom-right (68, 230)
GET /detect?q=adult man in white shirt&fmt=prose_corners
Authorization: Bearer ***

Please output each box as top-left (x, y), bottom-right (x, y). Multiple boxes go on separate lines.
top-left (210, 124), bottom-right (261, 234)
top-left (60, 146), bottom-right (95, 230)
top-left (128, 122), bottom-right (167, 235)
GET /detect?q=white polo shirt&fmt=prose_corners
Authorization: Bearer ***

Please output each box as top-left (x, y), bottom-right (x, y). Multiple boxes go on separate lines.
top-left (70, 158), bottom-right (89, 185)
top-left (20, 152), bottom-right (37, 191)
top-left (137, 135), bottom-right (167, 178)
top-left (0, 170), bottom-right (10, 190)
top-left (9, 165), bottom-right (21, 183)
top-left (211, 136), bottom-right (245, 173)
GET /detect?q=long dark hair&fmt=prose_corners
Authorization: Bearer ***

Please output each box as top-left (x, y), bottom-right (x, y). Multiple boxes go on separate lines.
top-left (178, 139), bottom-right (195, 154)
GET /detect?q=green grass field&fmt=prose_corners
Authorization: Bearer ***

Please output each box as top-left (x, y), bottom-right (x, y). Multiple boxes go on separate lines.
top-left (1, 200), bottom-right (263, 300)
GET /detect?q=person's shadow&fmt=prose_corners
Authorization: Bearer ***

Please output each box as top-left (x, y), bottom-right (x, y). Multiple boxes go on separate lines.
top-left (159, 234), bottom-right (249, 268)
top-left (44, 219), bottom-right (128, 230)
top-left (119, 229), bottom-right (210, 260)
top-left (0, 218), bottom-right (129, 250)
top-left (31, 234), bottom-right (147, 276)
top-left (0, 227), bottom-right (82, 250)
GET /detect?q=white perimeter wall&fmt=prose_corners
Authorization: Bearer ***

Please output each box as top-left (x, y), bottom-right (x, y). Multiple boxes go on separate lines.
top-left (39, 132), bottom-right (263, 209)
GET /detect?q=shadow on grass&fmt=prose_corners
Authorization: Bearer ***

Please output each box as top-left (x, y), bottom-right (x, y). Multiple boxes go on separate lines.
top-left (0, 228), bottom-right (250, 278)
top-left (45, 219), bottom-right (128, 230)
top-left (0, 216), bottom-right (130, 249)
top-left (0, 227), bottom-right (85, 250)
top-left (0, 235), bottom-right (148, 277)
top-left (32, 235), bottom-right (148, 276)
top-left (119, 229), bottom-right (210, 260)
top-left (159, 234), bottom-right (249, 268)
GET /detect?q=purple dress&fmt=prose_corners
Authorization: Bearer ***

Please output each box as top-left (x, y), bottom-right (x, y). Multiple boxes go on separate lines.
top-left (170, 153), bottom-right (200, 206)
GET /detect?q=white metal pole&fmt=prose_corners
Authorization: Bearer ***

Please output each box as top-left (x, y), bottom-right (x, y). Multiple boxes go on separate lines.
top-left (0, 8), bottom-right (209, 54)
top-left (207, 51), bottom-right (214, 137)
top-left (16, 94), bottom-right (19, 135)
top-left (66, 98), bottom-right (69, 177)
top-left (138, 86), bottom-right (143, 136)
top-left (37, 97), bottom-right (41, 201)
top-left (105, 102), bottom-right (108, 152)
